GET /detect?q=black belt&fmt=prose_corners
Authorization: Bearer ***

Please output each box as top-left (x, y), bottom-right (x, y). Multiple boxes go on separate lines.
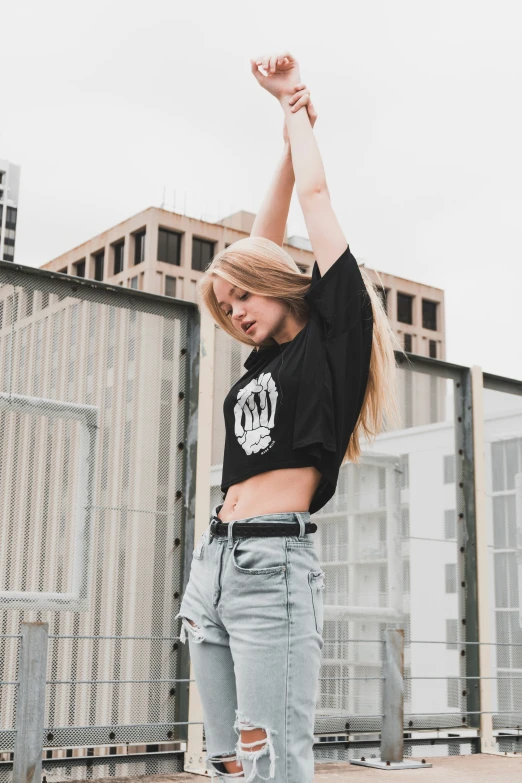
top-left (209, 519), bottom-right (317, 538)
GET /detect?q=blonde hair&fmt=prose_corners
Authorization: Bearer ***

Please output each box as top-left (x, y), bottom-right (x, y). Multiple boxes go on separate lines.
top-left (197, 236), bottom-right (400, 463)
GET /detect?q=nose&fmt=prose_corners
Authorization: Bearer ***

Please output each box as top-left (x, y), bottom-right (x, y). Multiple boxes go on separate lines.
top-left (231, 304), bottom-right (247, 323)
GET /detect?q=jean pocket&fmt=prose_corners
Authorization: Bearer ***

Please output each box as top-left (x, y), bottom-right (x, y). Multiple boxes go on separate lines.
top-left (308, 570), bottom-right (326, 635)
top-left (232, 538), bottom-right (286, 575)
top-left (192, 530), bottom-right (207, 559)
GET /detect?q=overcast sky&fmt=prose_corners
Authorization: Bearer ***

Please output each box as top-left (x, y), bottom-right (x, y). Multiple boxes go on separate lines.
top-left (3, 0), bottom-right (521, 379)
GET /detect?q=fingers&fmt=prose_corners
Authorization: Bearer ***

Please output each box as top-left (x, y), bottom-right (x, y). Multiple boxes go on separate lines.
top-left (254, 52), bottom-right (295, 74)
top-left (290, 93), bottom-right (311, 112)
top-left (288, 83), bottom-right (311, 112)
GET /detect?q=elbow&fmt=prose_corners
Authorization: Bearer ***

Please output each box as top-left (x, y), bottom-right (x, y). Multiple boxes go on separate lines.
top-left (298, 184), bottom-right (330, 202)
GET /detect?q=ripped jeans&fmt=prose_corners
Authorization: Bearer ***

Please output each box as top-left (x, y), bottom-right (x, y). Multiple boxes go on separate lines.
top-left (176, 505), bottom-right (325, 783)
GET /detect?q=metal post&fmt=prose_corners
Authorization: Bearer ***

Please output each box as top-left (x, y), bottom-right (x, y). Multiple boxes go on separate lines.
top-left (457, 368), bottom-right (481, 727)
top-left (470, 365), bottom-right (497, 753)
top-left (12, 622), bottom-right (49, 783)
top-left (351, 629), bottom-right (431, 770)
top-left (516, 473), bottom-right (522, 630)
top-left (381, 628), bottom-right (404, 762)
top-left (182, 306), bottom-right (215, 776)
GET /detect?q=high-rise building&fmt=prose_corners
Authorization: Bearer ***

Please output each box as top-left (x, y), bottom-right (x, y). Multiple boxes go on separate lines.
top-left (0, 159), bottom-right (21, 263)
top-left (42, 206), bottom-right (445, 360)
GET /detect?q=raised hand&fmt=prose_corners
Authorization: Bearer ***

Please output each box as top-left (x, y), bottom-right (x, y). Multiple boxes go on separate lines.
top-left (283, 82), bottom-right (318, 144)
top-left (250, 52), bottom-right (301, 101)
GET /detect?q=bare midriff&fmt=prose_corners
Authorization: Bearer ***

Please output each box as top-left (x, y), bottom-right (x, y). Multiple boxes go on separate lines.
top-left (216, 466), bottom-right (323, 523)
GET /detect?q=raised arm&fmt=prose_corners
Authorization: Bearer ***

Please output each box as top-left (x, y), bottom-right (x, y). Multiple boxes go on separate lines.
top-left (251, 52), bottom-right (348, 276)
top-left (250, 80), bottom-right (317, 246)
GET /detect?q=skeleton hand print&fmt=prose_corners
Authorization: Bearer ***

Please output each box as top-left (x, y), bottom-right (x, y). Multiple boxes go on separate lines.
top-left (234, 371), bottom-right (279, 455)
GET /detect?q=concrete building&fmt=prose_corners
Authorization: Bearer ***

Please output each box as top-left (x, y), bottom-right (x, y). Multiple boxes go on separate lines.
top-left (0, 159), bottom-right (21, 263)
top-left (41, 206), bottom-right (446, 361)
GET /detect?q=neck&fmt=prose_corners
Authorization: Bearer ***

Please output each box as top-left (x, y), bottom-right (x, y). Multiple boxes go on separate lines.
top-left (264, 317), bottom-right (308, 348)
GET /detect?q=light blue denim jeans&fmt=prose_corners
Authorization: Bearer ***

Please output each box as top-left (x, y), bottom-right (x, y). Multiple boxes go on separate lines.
top-left (176, 504), bottom-right (325, 783)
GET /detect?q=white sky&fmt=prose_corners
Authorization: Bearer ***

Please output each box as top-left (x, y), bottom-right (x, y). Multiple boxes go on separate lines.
top-left (3, 0), bottom-right (522, 379)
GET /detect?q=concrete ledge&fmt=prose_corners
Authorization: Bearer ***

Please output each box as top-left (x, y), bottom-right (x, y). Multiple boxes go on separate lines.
top-left (61, 754), bottom-right (522, 783)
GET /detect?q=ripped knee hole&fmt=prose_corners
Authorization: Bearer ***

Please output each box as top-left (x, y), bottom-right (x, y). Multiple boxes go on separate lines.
top-left (175, 613), bottom-right (204, 644)
top-left (234, 712), bottom-right (278, 782)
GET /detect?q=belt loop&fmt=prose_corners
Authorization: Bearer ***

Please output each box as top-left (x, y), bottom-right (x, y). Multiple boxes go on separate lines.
top-left (227, 520), bottom-right (236, 549)
top-left (207, 520), bottom-right (214, 545)
top-left (295, 512), bottom-right (306, 540)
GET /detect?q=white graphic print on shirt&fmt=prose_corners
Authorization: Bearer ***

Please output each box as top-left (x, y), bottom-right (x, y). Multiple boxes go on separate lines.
top-left (234, 371), bottom-right (279, 455)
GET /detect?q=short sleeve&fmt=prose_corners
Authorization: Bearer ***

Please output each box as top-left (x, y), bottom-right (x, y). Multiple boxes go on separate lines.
top-left (304, 244), bottom-right (372, 339)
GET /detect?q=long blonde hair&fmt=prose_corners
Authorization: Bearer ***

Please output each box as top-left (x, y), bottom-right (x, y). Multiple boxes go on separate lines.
top-left (198, 236), bottom-right (400, 462)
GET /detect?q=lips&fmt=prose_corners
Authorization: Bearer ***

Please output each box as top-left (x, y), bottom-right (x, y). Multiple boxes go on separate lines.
top-left (242, 321), bottom-right (256, 334)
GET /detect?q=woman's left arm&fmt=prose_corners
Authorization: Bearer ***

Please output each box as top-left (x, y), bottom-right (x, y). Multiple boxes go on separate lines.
top-left (251, 52), bottom-right (348, 276)
top-left (280, 92), bottom-right (349, 276)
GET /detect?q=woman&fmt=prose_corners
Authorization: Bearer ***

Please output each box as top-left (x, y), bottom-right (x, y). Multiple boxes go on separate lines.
top-left (176, 52), bottom-right (398, 782)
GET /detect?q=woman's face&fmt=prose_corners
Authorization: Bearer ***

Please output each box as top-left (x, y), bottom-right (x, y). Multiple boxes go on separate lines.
top-left (212, 277), bottom-right (290, 346)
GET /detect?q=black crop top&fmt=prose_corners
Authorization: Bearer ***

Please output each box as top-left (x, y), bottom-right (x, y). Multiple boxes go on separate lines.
top-left (220, 244), bottom-right (373, 514)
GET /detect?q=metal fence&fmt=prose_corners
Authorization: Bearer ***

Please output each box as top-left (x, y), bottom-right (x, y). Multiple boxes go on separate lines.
top-left (205, 325), bottom-right (522, 764)
top-left (2, 258), bottom-right (522, 780)
top-left (0, 260), bottom-right (200, 781)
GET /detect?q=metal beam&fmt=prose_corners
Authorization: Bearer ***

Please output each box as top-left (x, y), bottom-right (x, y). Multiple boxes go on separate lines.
top-left (12, 623), bottom-right (49, 783)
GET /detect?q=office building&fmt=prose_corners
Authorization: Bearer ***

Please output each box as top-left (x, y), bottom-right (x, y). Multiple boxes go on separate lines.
top-left (0, 159), bottom-right (21, 263)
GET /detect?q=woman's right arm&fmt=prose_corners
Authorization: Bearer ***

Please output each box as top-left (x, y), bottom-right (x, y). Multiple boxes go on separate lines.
top-left (250, 81), bottom-right (317, 246)
top-left (249, 143), bottom-right (295, 246)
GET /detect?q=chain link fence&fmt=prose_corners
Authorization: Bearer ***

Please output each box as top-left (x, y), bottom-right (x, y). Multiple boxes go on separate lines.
top-left (2, 259), bottom-right (522, 779)
top-left (0, 260), bottom-right (200, 780)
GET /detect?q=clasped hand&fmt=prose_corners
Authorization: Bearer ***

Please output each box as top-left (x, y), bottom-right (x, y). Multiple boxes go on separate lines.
top-left (250, 51), bottom-right (317, 140)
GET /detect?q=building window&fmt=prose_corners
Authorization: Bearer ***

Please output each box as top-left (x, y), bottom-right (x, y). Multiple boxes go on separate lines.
top-left (445, 563), bottom-right (457, 593)
top-left (401, 506), bottom-right (410, 538)
top-left (93, 250), bottom-right (104, 281)
top-left (403, 559), bottom-right (410, 594)
top-left (58, 267), bottom-right (68, 274)
top-left (445, 509), bottom-right (457, 540)
top-left (74, 259), bottom-right (86, 277)
top-left (446, 618), bottom-right (458, 650)
top-left (444, 454), bottom-right (456, 484)
top-left (165, 276), bottom-right (177, 298)
top-left (493, 495), bottom-right (517, 549)
top-left (422, 299), bottom-right (438, 330)
top-left (491, 437), bottom-right (522, 493)
top-left (0, 171), bottom-right (4, 184)
top-left (134, 230), bottom-right (146, 266)
top-left (377, 287), bottom-right (389, 314)
top-left (113, 240), bottom-right (125, 274)
top-left (429, 339), bottom-right (437, 358)
top-left (6, 207), bottom-right (17, 229)
top-left (3, 252), bottom-right (14, 262)
top-left (399, 454), bottom-right (409, 489)
top-left (403, 333), bottom-right (412, 353)
top-left (130, 276), bottom-right (138, 289)
top-left (397, 292), bottom-right (413, 324)
top-left (0, 204), bottom-right (3, 222)
top-left (158, 228), bottom-right (181, 265)
top-left (192, 237), bottom-right (215, 272)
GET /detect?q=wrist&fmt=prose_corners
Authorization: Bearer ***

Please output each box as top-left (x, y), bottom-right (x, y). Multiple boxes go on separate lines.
top-left (278, 92), bottom-right (294, 108)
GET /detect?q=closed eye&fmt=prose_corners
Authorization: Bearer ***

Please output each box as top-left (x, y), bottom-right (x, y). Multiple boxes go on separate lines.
top-left (225, 292), bottom-right (249, 317)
